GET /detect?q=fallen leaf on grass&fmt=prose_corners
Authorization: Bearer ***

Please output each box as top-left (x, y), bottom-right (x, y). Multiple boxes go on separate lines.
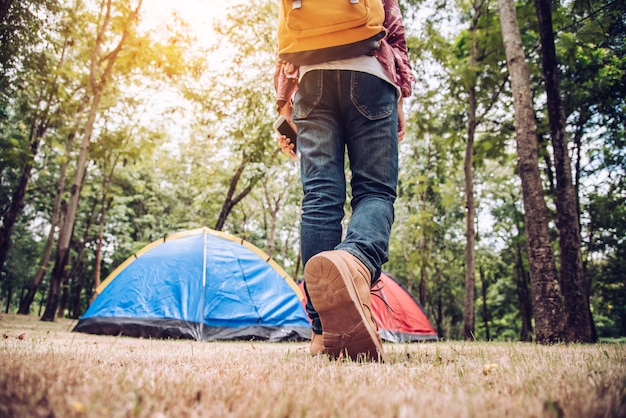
top-left (482, 363), bottom-right (499, 375)
top-left (71, 402), bottom-right (86, 414)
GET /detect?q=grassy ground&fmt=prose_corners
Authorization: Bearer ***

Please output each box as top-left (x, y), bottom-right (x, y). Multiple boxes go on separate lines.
top-left (1, 314), bottom-right (625, 418)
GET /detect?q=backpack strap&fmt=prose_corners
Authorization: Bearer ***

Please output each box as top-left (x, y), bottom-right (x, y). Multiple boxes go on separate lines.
top-left (292, 0), bottom-right (361, 9)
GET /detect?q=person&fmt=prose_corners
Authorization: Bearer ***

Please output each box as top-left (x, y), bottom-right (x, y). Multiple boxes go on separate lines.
top-left (274, 0), bottom-right (414, 361)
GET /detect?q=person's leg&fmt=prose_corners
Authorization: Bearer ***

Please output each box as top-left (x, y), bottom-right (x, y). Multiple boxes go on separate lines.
top-left (338, 70), bottom-right (399, 283)
top-left (303, 71), bottom-right (398, 361)
top-left (293, 70), bottom-right (346, 336)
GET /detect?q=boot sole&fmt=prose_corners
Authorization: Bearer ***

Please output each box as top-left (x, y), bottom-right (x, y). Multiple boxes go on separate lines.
top-left (305, 253), bottom-right (386, 362)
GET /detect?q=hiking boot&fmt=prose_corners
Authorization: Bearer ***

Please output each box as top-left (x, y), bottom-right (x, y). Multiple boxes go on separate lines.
top-left (304, 250), bottom-right (387, 362)
top-left (310, 333), bottom-right (325, 356)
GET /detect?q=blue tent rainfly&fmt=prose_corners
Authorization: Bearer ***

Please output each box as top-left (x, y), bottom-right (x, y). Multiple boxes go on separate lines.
top-left (73, 228), bottom-right (311, 342)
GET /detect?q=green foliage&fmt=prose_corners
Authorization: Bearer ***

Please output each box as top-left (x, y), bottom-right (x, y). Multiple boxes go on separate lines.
top-left (1, 222), bottom-right (43, 313)
top-left (586, 190), bottom-right (626, 338)
top-left (0, 0), bottom-right (623, 338)
top-left (0, 0), bottom-right (60, 106)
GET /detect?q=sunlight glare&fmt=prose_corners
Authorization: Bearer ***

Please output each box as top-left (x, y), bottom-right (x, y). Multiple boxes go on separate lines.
top-left (140, 0), bottom-right (230, 43)
top-left (135, 0), bottom-right (251, 153)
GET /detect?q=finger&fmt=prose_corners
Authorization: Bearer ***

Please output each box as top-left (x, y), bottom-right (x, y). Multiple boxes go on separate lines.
top-left (277, 135), bottom-right (289, 148)
top-left (277, 135), bottom-right (297, 157)
top-left (397, 125), bottom-right (406, 143)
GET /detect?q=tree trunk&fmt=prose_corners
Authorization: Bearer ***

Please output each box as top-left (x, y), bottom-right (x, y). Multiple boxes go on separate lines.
top-left (15, 36), bottom-right (75, 315)
top-left (18, 202), bottom-right (61, 315)
top-left (413, 144), bottom-right (435, 306)
top-left (261, 176), bottom-right (286, 259)
top-left (57, 275), bottom-right (70, 319)
top-left (534, 0), bottom-right (595, 343)
top-left (418, 261), bottom-right (427, 307)
top-left (43, 149), bottom-right (88, 322)
top-left (93, 169), bottom-right (116, 303)
top-left (18, 131), bottom-right (75, 315)
top-left (0, 134), bottom-right (41, 276)
top-left (43, 240), bottom-right (69, 321)
top-left (498, 0), bottom-right (565, 343)
top-left (515, 233), bottom-right (534, 341)
top-left (463, 107), bottom-right (476, 340)
top-left (58, 187), bottom-right (99, 318)
top-left (435, 293), bottom-right (443, 340)
top-left (70, 261), bottom-right (87, 319)
top-left (214, 156), bottom-right (255, 231)
top-left (42, 0), bottom-right (141, 321)
top-left (293, 251), bottom-right (301, 282)
top-left (41, 200), bottom-right (68, 320)
top-left (91, 152), bottom-right (120, 303)
top-left (414, 223), bottom-right (426, 304)
top-left (92, 198), bottom-right (106, 302)
top-left (401, 235), bottom-right (413, 293)
top-left (0, 0), bottom-right (14, 23)
top-left (463, 5), bottom-right (480, 341)
top-left (58, 251), bottom-right (85, 318)
top-left (3, 284), bottom-right (12, 313)
top-left (479, 265), bottom-right (490, 341)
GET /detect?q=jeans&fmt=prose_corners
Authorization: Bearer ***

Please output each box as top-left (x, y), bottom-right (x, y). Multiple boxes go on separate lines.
top-left (293, 69), bottom-right (399, 334)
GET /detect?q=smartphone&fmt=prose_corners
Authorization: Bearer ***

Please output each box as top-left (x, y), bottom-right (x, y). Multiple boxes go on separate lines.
top-left (273, 115), bottom-right (297, 149)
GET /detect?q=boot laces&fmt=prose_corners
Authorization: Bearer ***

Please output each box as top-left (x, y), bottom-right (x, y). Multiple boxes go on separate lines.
top-left (370, 278), bottom-right (395, 313)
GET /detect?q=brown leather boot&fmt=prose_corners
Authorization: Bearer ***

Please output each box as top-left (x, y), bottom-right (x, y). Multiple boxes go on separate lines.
top-left (310, 333), bottom-right (325, 356)
top-left (304, 250), bottom-right (387, 362)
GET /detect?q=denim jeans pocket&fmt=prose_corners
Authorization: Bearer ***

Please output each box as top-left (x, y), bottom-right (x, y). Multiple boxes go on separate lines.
top-left (350, 72), bottom-right (396, 120)
top-left (293, 71), bottom-right (323, 120)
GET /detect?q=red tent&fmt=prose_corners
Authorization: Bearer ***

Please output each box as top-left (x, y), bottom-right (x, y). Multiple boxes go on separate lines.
top-left (298, 271), bottom-right (438, 342)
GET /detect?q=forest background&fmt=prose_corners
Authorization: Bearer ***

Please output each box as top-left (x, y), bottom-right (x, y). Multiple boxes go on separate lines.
top-left (0, 0), bottom-right (624, 342)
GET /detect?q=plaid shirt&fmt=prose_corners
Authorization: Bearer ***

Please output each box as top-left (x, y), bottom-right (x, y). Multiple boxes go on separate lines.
top-left (274, 0), bottom-right (414, 111)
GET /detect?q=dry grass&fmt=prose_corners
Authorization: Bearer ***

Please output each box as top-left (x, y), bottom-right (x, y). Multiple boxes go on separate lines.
top-left (1, 314), bottom-right (624, 418)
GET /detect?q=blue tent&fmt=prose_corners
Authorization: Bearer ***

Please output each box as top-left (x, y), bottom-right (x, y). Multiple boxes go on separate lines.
top-left (73, 228), bottom-right (311, 342)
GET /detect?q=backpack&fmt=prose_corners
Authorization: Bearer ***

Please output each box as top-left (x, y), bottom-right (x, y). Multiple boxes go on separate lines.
top-left (278, 0), bottom-right (386, 66)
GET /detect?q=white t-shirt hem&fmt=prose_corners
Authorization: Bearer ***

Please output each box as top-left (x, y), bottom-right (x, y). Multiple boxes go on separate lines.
top-left (299, 55), bottom-right (400, 99)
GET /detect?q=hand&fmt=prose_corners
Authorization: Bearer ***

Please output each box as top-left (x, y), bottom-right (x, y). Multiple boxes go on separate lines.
top-left (277, 104), bottom-right (297, 159)
top-left (397, 97), bottom-right (406, 143)
top-left (277, 134), bottom-right (297, 159)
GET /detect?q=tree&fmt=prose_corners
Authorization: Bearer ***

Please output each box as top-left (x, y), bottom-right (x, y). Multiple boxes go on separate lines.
top-left (0, 0), bottom-right (58, 101)
top-left (14, 9), bottom-right (92, 313)
top-left (389, 0), bottom-right (473, 339)
top-left (499, 199), bottom-right (534, 341)
top-left (0, 123), bottom-right (42, 277)
top-left (87, 119), bottom-right (154, 300)
top-left (498, 0), bottom-right (565, 343)
top-left (586, 190), bottom-right (626, 337)
top-left (260, 165), bottom-right (296, 259)
top-left (0, 0), bottom-right (60, 284)
top-left (0, 0), bottom-right (14, 22)
top-left (42, 0), bottom-right (144, 321)
top-left (183, 1), bottom-right (283, 232)
top-left (426, 0), bottom-right (510, 340)
top-left (534, 0), bottom-right (595, 343)
top-left (559, 0), bottom-right (625, 341)
top-left (17, 131), bottom-right (76, 315)
top-left (462, 0), bottom-right (481, 341)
